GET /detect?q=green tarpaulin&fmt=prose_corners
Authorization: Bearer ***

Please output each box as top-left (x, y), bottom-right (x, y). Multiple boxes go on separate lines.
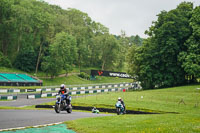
top-left (1, 124), bottom-right (75, 133)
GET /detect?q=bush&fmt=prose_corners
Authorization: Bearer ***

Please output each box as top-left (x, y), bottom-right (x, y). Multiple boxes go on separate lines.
top-left (79, 72), bottom-right (90, 80)
top-left (0, 52), bottom-right (12, 68)
top-left (14, 46), bottom-right (37, 72)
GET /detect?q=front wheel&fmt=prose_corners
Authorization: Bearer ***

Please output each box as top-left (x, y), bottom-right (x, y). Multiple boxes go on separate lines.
top-left (116, 108), bottom-right (120, 115)
top-left (55, 103), bottom-right (61, 113)
top-left (67, 104), bottom-right (72, 113)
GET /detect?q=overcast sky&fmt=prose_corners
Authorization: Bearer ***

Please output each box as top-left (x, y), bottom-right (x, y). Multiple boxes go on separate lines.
top-left (44, 0), bottom-right (200, 38)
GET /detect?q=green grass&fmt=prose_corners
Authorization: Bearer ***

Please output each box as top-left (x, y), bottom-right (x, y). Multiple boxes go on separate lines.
top-left (0, 105), bottom-right (35, 110)
top-left (0, 67), bottom-right (132, 87)
top-left (65, 85), bottom-right (200, 133)
top-left (0, 86), bottom-right (43, 89)
top-left (41, 75), bottom-right (132, 86)
top-left (29, 66), bottom-right (81, 77)
top-left (65, 114), bottom-right (200, 133)
top-left (0, 67), bottom-right (25, 73)
top-left (67, 85), bottom-right (199, 113)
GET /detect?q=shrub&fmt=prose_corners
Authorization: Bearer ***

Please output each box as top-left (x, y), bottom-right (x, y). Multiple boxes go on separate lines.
top-left (0, 52), bottom-right (12, 68)
top-left (79, 72), bottom-right (90, 80)
top-left (14, 46), bottom-right (37, 72)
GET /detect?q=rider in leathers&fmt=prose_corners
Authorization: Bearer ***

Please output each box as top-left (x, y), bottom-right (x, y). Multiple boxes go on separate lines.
top-left (118, 97), bottom-right (126, 113)
top-left (58, 84), bottom-right (70, 104)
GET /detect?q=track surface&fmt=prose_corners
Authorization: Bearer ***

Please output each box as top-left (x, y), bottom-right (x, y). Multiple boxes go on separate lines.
top-left (0, 109), bottom-right (111, 130)
top-left (0, 97), bottom-right (112, 130)
top-left (0, 94), bottom-right (97, 107)
top-left (0, 98), bottom-right (55, 107)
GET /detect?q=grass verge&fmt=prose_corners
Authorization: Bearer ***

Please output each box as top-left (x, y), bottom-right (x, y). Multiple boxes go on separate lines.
top-left (41, 75), bottom-right (133, 86)
top-left (65, 84), bottom-right (200, 133)
top-left (0, 67), bottom-right (133, 87)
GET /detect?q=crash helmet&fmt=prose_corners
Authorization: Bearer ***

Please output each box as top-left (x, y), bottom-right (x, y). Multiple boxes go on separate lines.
top-left (60, 84), bottom-right (65, 89)
top-left (118, 97), bottom-right (121, 101)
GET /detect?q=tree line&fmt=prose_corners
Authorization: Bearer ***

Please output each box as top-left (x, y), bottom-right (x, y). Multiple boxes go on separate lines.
top-left (2, 1), bottom-right (197, 90)
top-left (0, 0), bottom-right (142, 78)
top-left (127, 2), bottom-right (200, 89)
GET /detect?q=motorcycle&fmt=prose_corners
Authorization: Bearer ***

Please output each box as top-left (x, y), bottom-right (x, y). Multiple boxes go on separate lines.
top-left (54, 94), bottom-right (72, 113)
top-left (115, 101), bottom-right (125, 115)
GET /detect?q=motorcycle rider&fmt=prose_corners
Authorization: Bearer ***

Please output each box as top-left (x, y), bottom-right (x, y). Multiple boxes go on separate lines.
top-left (58, 84), bottom-right (70, 104)
top-left (118, 97), bottom-right (126, 113)
top-left (92, 107), bottom-right (99, 114)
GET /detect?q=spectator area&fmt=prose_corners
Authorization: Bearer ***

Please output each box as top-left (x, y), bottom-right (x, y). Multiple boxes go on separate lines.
top-left (17, 74), bottom-right (38, 82)
top-left (0, 76), bottom-right (9, 82)
top-left (0, 73), bottom-right (42, 86)
top-left (0, 73), bottom-right (25, 82)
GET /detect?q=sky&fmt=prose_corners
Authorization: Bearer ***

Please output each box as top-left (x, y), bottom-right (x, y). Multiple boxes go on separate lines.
top-left (44, 0), bottom-right (200, 38)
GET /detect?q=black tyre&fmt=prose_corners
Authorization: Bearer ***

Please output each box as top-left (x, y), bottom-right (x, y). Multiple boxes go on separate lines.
top-left (67, 104), bottom-right (72, 113)
top-left (116, 108), bottom-right (120, 115)
top-left (123, 108), bottom-right (126, 114)
top-left (55, 103), bottom-right (60, 113)
top-left (67, 108), bottom-right (72, 113)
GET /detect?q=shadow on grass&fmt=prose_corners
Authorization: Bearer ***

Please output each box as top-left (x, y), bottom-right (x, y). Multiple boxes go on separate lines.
top-left (35, 105), bottom-right (179, 114)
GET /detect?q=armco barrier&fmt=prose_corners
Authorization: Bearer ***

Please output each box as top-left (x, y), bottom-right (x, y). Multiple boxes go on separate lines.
top-left (0, 83), bottom-right (133, 99)
top-left (0, 88), bottom-right (60, 93)
top-left (0, 95), bottom-right (17, 100)
top-left (0, 83), bottom-right (133, 93)
top-left (27, 87), bottom-right (127, 99)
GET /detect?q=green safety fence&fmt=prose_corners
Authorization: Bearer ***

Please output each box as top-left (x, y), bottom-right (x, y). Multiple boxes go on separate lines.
top-left (27, 87), bottom-right (127, 99)
top-left (0, 95), bottom-right (17, 100)
top-left (0, 83), bottom-right (133, 93)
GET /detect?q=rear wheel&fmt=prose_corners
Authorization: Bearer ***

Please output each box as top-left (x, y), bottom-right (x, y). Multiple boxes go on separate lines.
top-left (123, 108), bottom-right (126, 114)
top-left (55, 103), bottom-right (60, 113)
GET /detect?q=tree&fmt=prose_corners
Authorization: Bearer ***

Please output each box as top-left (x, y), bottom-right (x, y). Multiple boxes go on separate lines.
top-left (50, 32), bottom-right (77, 76)
top-left (31, 2), bottom-right (54, 74)
top-left (127, 39), bottom-right (157, 89)
top-left (128, 2), bottom-right (194, 89)
top-left (133, 35), bottom-right (142, 46)
top-left (0, 52), bottom-right (12, 68)
top-left (0, 0), bottom-right (125, 75)
top-left (14, 45), bottom-right (37, 72)
top-left (0, 0), bottom-right (15, 57)
top-left (41, 56), bottom-right (62, 78)
top-left (89, 22), bottom-right (109, 68)
top-left (64, 9), bottom-right (94, 69)
top-left (178, 6), bottom-right (200, 82)
top-left (93, 34), bottom-right (119, 70)
top-left (116, 31), bottom-right (129, 71)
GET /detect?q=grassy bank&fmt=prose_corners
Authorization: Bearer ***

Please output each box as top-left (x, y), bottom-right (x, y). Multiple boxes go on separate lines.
top-left (65, 85), bottom-right (200, 133)
top-left (66, 113), bottom-right (200, 133)
top-left (0, 75), bottom-right (132, 89)
top-left (41, 75), bottom-right (133, 86)
top-left (0, 67), bottom-right (133, 87)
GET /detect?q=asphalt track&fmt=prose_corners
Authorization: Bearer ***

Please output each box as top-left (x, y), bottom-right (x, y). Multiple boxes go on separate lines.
top-left (0, 98), bottom-right (55, 107)
top-left (0, 109), bottom-right (111, 130)
top-left (0, 94), bottom-right (98, 107)
top-left (0, 97), bottom-right (112, 130)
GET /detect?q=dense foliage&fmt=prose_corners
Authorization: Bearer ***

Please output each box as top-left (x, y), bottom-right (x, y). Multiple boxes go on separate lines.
top-left (0, 0), bottom-right (142, 77)
top-left (2, 0), bottom-right (197, 90)
top-left (127, 2), bottom-right (200, 89)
